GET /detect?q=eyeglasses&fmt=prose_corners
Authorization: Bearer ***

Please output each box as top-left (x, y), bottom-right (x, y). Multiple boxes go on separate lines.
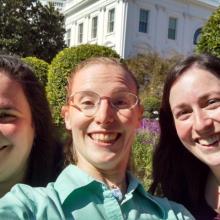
top-left (68, 91), bottom-right (139, 117)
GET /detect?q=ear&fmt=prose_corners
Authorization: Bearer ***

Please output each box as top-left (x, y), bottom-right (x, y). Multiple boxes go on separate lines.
top-left (61, 105), bottom-right (72, 130)
top-left (136, 104), bottom-right (144, 129)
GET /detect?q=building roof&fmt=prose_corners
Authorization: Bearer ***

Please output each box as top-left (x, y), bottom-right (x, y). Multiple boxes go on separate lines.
top-left (197, 0), bottom-right (220, 7)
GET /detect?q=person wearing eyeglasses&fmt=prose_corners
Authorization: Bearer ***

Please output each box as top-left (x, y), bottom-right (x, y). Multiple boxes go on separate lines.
top-left (0, 57), bottom-right (194, 219)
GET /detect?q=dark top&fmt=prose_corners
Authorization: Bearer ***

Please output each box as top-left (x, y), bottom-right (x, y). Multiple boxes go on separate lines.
top-left (192, 200), bottom-right (219, 220)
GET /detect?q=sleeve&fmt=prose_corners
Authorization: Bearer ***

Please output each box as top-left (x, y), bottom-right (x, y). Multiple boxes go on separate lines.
top-left (169, 200), bottom-right (195, 220)
top-left (0, 185), bottom-right (36, 220)
top-left (0, 184), bottom-right (66, 220)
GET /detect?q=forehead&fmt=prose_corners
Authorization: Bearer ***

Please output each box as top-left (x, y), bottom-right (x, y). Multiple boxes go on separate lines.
top-left (169, 67), bottom-right (220, 105)
top-left (71, 63), bottom-right (137, 94)
top-left (0, 71), bottom-right (27, 106)
top-left (172, 66), bottom-right (220, 90)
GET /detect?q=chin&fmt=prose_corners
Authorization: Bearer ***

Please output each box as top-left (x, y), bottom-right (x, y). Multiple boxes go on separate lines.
top-left (204, 156), bottom-right (220, 168)
top-left (208, 161), bottom-right (220, 168)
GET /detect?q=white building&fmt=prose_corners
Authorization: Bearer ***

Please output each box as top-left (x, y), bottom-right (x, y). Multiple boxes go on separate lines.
top-left (39, 0), bottom-right (66, 10)
top-left (63, 0), bottom-right (219, 58)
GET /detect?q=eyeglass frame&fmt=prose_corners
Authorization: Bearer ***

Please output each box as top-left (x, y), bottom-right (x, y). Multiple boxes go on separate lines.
top-left (67, 90), bottom-right (140, 117)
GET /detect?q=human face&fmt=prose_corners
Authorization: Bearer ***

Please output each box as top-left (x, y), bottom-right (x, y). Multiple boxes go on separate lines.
top-left (63, 63), bottom-right (143, 173)
top-left (169, 66), bottom-right (220, 168)
top-left (0, 72), bottom-right (35, 183)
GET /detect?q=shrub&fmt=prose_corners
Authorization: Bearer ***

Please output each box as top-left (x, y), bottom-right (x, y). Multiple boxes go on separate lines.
top-left (46, 44), bottom-right (120, 125)
top-left (126, 52), bottom-right (182, 97)
top-left (132, 131), bottom-right (159, 189)
top-left (141, 96), bottom-right (161, 118)
top-left (22, 56), bottom-right (49, 87)
top-left (196, 7), bottom-right (220, 57)
top-left (132, 119), bottom-right (159, 189)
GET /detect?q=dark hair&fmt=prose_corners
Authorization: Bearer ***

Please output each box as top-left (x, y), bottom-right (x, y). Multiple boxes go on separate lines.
top-left (0, 55), bottom-right (63, 186)
top-left (149, 54), bottom-right (220, 214)
top-left (64, 56), bottom-right (139, 165)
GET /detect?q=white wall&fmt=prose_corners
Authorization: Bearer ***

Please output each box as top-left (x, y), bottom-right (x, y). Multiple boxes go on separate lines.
top-left (63, 0), bottom-right (218, 58)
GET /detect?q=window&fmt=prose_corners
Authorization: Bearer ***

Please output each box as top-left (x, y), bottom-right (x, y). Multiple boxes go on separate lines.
top-left (91, 16), bottom-right (98, 39)
top-left (168, 17), bottom-right (177, 40)
top-left (193, 28), bottom-right (202, 45)
top-left (139, 9), bottom-right (149, 33)
top-left (107, 8), bottom-right (115, 33)
top-left (78, 23), bottom-right (83, 43)
top-left (66, 29), bottom-right (71, 47)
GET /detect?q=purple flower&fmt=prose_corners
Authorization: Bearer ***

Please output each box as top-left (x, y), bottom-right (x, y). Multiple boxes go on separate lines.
top-left (139, 118), bottom-right (160, 134)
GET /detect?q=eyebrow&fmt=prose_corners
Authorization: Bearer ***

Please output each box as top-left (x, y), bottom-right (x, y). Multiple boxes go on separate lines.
top-left (171, 91), bottom-right (220, 110)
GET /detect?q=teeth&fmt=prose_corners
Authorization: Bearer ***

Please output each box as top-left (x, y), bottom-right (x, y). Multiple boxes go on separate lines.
top-left (90, 133), bottom-right (118, 142)
top-left (198, 136), bottom-right (219, 146)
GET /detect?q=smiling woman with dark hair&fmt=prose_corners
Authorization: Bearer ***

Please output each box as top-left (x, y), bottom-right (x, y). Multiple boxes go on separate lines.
top-left (150, 53), bottom-right (220, 219)
top-left (0, 54), bottom-right (64, 197)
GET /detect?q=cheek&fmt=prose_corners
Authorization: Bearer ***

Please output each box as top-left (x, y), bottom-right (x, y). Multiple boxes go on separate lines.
top-left (0, 124), bottom-right (18, 137)
top-left (0, 122), bottom-right (34, 144)
top-left (118, 113), bottom-right (140, 131)
top-left (70, 114), bottom-right (91, 134)
top-left (210, 110), bottom-right (220, 121)
top-left (174, 121), bottom-right (191, 143)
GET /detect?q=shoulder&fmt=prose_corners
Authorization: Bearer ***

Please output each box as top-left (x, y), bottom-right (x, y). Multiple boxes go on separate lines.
top-left (127, 174), bottom-right (195, 220)
top-left (152, 196), bottom-right (195, 220)
top-left (0, 183), bottom-right (65, 220)
top-left (0, 165), bottom-right (84, 219)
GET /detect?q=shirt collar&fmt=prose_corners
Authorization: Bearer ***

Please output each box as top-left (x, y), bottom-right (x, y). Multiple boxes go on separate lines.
top-left (54, 164), bottom-right (94, 203)
top-left (126, 171), bottom-right (165, 218)
top-left (54, 165), bottom-right (165, 218)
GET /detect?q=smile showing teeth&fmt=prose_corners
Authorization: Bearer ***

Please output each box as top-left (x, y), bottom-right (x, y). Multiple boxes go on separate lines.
top-left (90, 133), bottom-right (119, 142)
top-left (197, 136), bottom-right (219, 146)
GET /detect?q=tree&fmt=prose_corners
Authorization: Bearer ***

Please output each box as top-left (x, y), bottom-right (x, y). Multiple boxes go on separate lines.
top-left (0, 0), bottom-right (33, 55)
top-left (0, 0), bottom-right (66, 62)
top-left (30, 2), bottom-right (66, 62)
top-left (196, 7), bottom-right (220, 57)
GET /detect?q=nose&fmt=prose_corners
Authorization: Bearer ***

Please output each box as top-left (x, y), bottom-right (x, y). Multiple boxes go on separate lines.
top-left (193, 109), bottom-right (213, 133)
top-left (94, 99), bottom-right (114, 125)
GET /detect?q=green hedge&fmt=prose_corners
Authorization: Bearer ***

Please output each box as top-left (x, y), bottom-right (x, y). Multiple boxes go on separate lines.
top-left (196, 7), bottom-right (220, 57)
top-left (22, 56), bottom-right (49, 87)
top-left (132, 132), bottom-right (158, 189)
top-left (142, 96), bottom-right (160, 118)
top-left (46, 44), bottom-right (120, 125)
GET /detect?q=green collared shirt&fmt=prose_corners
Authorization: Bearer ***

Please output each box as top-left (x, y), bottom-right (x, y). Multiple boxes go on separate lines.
top-left (0, 165), bottom-right (194, 220)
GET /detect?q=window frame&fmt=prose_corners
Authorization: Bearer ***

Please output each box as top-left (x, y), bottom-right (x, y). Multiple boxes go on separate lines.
top-left (91, 16), bottom-right (98, 39)
top-left (107, 8), bottom-right (115, 33)
top-left (66, 29), bottom-right (71, 47)
top-left (139, 8), bottom-right (149, 33)
top-left (168, 17), bottom-right (177, 40)
top-left (78, 22), bottom-right (84, 43)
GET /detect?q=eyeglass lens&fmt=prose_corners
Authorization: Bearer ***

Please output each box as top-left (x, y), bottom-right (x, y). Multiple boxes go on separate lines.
top-left (69, 91), bottom-right (138, 116)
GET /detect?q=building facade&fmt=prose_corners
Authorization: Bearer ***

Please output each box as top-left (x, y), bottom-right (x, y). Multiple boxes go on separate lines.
top-left (63, 0), bottom-right (219, 58)
top-left (40, 0), bottom-right (66, 10)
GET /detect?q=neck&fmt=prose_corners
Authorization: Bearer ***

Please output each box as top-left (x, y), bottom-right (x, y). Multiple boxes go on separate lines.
top-left (77, 160), bottom-right (128, 194)
top-left (205, 171), bottom-right (220, 213)
top-left (0, 164), bottom-right (27, 197)
top-left (0, 175), bottom-right (24, 197)
top-left (103, 174), bottom-right (128, 195)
